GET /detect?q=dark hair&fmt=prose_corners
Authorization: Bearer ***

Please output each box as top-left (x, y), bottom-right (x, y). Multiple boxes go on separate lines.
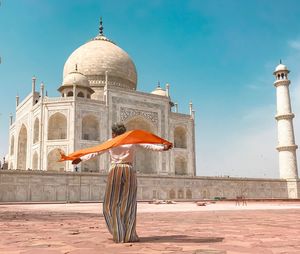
top-left (112, 122), bottom-right (127, 136)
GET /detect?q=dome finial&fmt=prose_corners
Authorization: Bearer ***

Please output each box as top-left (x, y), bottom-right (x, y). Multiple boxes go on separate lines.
top-left (99, 17), bottom-right (104, 36)
top-left (280, 59), bottom-right (282, 64)
top-left (157, 81), bottom-right (160, 88)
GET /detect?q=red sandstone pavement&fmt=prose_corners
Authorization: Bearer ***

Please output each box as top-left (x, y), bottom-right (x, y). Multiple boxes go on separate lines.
top-left (0, 202), bottom-right (300, 254)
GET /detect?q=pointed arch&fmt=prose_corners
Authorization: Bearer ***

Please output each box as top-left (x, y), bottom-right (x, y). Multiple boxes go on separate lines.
top-left (32, 152), bottom-right (38, 170)
top-left (174, 126), bottom-right (187, 148)
top-left (48, 113), bottom-right (67, 140)
top-left (202, 189), bottom-right (209, 199)
top-left (178, 189), bottom-right (184, 199)
top-left (17, 124), bottom-right (27, 170)
top-left (67, 91), bottom-right (73, 97)
top-left (169, 189), bottom-right (176, 199)
top-left (186, 189), bottom-right (192, 199)
top-left (125, 116), bottom-right (156, 174)
top-left (82, 115), bottom-right (100, 141)
top-left (77, 91), bottom-right (84, 98)
top-left (175, 156), bottom-right (187, 175)
top-left (33, 118), bottom-right (39, 143)
top-left (47, 148), bottom-right (66, 172)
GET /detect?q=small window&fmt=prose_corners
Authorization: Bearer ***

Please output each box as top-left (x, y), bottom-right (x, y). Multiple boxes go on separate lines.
top-left (77, 92), bottom-right (84, 98)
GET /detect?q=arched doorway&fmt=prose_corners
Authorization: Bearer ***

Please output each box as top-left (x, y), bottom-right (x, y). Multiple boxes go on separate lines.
top-left (48, 113), bottom-right (67, 140)
top-left (47, 148), bottom-right (66, 172)
top-left (125, 117), bottom-right (156, 174)
top-left (186, 189), bottom-right (192, 199)
top-left (175, 156), bottom-right (187, 175)
top-left (17, 125), bottom-right (27, 170)
top-left (77, 91), bottom-right (84, 98)
top-left (178, 189), bottom-right (184, 199)
top-left (169, 189), bottom-right (176, 199)
top-left (82, 115), bottom-right (100, 141)
top-left (174, 126), bottom-right (187, 148)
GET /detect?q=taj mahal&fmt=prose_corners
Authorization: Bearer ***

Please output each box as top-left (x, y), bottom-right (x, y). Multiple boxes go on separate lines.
top-left (7, 20), bottom-right (196, 177)
top-left (1, 20), bottom-right (299, 202)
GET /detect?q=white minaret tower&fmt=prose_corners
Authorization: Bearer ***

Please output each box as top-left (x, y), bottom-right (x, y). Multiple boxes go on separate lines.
top-left (273, 62), bottom-right (298, 179)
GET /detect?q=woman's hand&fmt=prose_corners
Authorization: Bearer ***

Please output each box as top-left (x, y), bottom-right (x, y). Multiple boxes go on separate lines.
top-left (72, 158), bottom-right (82, 165)
top-left (163, 143), bottom-right (173, 151)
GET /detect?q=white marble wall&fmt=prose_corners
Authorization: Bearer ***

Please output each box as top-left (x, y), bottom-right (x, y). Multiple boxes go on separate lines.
top-left (8, 86), bottom-right (196, 178)
top-left (0, 171), bottom-right (299, 202)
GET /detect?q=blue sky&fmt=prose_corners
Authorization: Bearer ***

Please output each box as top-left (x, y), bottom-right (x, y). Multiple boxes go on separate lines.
top-left (1, 0), bottom-right (300, 177)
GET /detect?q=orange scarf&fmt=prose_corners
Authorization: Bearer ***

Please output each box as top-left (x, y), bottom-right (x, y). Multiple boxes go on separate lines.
top-left (59, 129), bottom-right (172, 162)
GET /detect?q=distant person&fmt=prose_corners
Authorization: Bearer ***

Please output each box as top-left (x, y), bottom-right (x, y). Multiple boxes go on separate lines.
top-left (72, 123), bottom-right (172, 243)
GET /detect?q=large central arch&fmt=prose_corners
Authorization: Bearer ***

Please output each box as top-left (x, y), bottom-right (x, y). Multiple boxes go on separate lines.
top-left (125, 116), bottom-right (156, 174)
top-left (17, 125), bottom-right (27, 170)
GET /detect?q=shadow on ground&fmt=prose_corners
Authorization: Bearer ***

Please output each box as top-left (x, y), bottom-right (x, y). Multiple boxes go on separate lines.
top-left (140, 235), bottom-right (224, 243)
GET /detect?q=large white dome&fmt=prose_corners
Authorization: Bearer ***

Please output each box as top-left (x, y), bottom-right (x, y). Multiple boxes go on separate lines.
top-left (63, 32), bottom-right (137, 91)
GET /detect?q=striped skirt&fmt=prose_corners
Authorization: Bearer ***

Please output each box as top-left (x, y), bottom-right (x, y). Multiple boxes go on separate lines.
top-left (103, 163), bottom-right (139, 243)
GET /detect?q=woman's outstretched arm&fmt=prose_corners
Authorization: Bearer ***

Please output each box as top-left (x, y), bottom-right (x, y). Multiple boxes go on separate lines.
top-left (138, 143), bottom-right (172, 151)
top-left (72, 151), bottom-right (105, 164)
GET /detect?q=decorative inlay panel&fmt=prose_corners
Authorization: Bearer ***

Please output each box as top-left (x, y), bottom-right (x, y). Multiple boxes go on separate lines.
top-left (120, 107), bottom-right (158, 126)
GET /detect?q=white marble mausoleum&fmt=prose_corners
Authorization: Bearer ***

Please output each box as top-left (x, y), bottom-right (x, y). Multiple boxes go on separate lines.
top-left (7, 21), bottom-right (196, 176)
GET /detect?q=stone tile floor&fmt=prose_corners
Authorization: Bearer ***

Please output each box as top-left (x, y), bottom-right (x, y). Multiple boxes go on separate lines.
top-left (0, 202), bottom-right (300, 254)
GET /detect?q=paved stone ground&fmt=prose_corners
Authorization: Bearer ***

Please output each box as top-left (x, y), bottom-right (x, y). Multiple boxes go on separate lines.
top-left (0, 202), bottom-right (300, 254)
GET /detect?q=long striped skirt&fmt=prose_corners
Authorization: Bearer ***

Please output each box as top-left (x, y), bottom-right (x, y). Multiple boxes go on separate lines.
top-left (103, 163), bottom-right (139, 243)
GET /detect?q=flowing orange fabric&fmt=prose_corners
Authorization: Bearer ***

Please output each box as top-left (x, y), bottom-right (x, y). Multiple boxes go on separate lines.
top-left (59, 129), bottom-right (172, 162)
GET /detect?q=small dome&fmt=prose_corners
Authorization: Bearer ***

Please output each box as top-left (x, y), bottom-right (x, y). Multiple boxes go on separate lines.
top-left (275, 64), bottom-right (288, 72)
top-left (151, 86), bottom-right (167, 96)
top-left (62, 71), bottom-right (90, 87)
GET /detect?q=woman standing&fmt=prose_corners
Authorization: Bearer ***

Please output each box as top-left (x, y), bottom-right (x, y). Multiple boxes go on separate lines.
top-left (72, 123), bottom-right (172, 243)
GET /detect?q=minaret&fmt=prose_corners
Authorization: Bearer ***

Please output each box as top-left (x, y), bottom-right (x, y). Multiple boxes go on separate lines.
top-left (273, 62), bottom-right (298, 179)
top-left (32, 76), bottom-right (36, 93)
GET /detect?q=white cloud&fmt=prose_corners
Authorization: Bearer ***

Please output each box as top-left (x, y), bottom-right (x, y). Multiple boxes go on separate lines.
top-left (288, 39), bottom-right (300, 50)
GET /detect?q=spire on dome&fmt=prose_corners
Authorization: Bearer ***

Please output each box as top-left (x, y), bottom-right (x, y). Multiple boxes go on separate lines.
top-left (91, 18), bottom-right (115, 44)
top-left (99, 17), bottom-right (104, 36)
